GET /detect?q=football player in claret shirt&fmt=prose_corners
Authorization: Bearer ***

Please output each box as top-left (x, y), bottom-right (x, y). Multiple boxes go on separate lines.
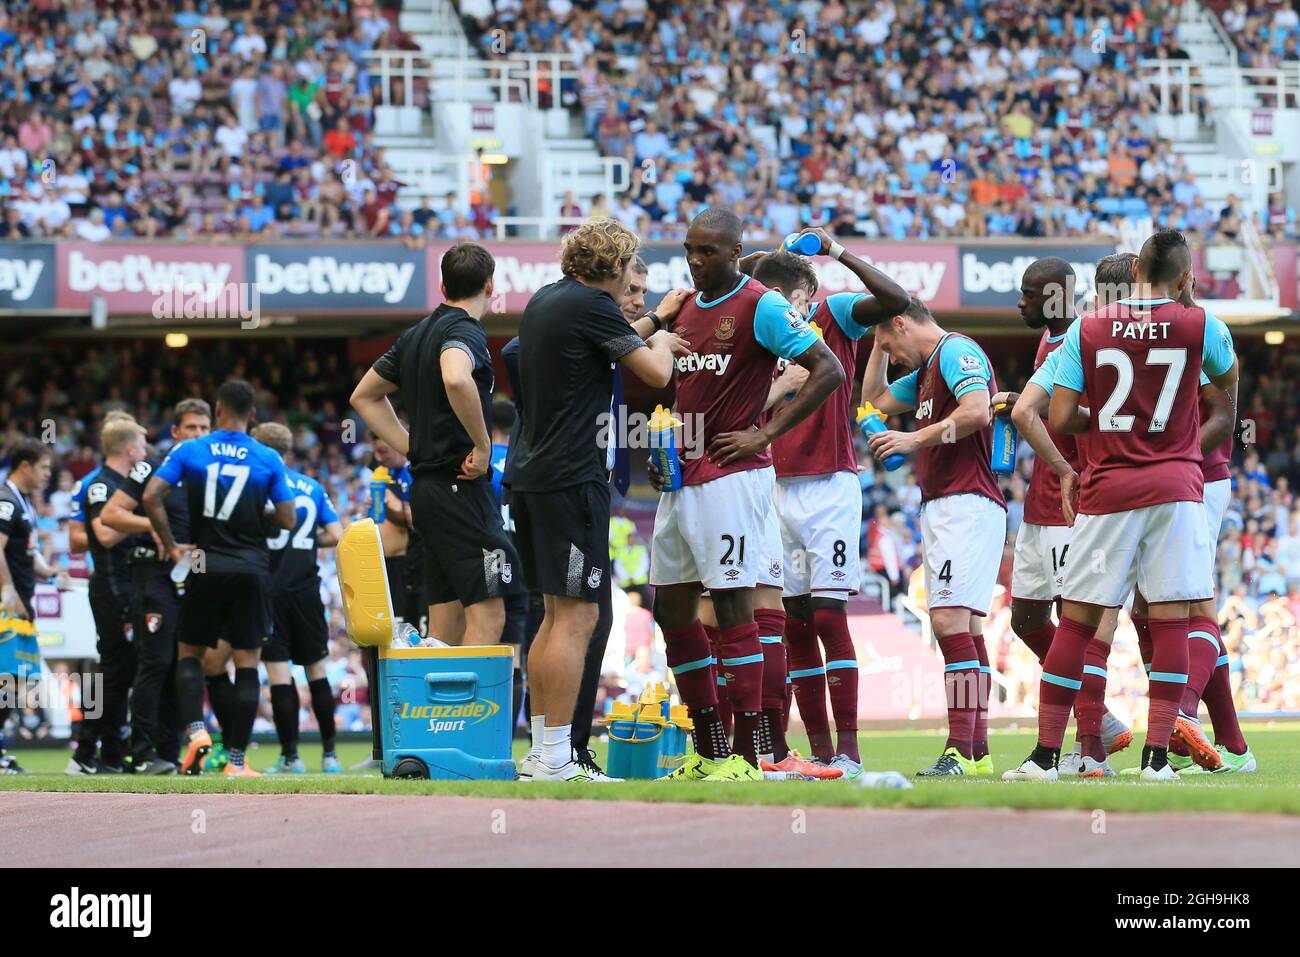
top-left (748, 234), bottom-right (909, 781)
top-left (143, 379), bottom-right (297, 778)
top-left (1005, 229), bottom-right (1238, 782)
top-left (999, 256), bottom-right (1133, 778)
top-left (650, 207), bottom-right (845, 781)
top-left (861, 298), bottom-right (1007, 778)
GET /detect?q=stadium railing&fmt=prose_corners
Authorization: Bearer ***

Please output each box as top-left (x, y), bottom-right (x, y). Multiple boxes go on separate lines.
top-left (365, 50), bottom-right (582, 111)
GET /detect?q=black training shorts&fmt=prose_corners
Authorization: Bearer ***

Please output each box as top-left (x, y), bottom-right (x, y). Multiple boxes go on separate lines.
top-left (512, 482), bottom-right (610, 603)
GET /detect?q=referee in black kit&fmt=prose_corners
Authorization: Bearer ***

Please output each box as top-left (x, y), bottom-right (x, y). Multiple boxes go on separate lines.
top-left (509, 220), bottom-right (690, 782)
top-left (352, 241), bottom-right (520, 645)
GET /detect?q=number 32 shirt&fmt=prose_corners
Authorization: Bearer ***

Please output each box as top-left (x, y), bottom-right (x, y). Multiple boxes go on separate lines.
top-left (156, 429), bottom-right (295, 575)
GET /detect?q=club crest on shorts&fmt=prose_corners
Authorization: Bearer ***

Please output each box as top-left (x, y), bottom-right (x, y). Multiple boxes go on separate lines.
top-left (145, 613), bottom-right (162, 634)
top-left (715, 316), bottom-right (735, 341)
top-left (587, 567), bottom-right (602, 590)
top-left (501, 562), bottom-right (513, 584)
top-left (123, 623), bottom-right (134, 642)
top-left (769, 560), bottom-right (782, 580)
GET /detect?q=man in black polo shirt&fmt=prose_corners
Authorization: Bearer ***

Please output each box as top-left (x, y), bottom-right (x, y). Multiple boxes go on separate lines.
top-left (100, 398), bottom-right (213, 774)
top-left (68, 413), bottom-right (149, 774)
top-left (509, 219), bottom-right (690, 781)
top-left (352, 241), bottom-right (521, 645)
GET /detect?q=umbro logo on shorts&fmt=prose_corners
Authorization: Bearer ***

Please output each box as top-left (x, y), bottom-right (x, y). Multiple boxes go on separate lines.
top-left (725, 569), bottom-right (740, 581)
top-left (831, 570), bottom-right (846, 581)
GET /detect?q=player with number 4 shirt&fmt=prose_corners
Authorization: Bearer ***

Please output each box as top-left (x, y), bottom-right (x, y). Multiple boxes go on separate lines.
top-left (861, 298), bottom-right (1006, 778)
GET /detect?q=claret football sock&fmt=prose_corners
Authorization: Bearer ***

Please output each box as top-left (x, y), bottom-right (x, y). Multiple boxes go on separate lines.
top-left (1146, 617), bottom-right (1190, 750)
top-left (1075, 638), bottom-right (1110, 761)
top-left (704, 625), bottom-right (732, 735)
top-left (814, 607), bottom-right (860, 763)
top-left (1017, 620), bottom-right (1056, 663)
top-left (785, 616), bottom-right (832, 761)
top-left (970, 631), bottom-right (991, 762)
top-left (936, 632), bottom-right (979, 759)
top-left (1036, 618), bottom-right (1094, 750)
top-left (754, 609), bottom-right (789, 762)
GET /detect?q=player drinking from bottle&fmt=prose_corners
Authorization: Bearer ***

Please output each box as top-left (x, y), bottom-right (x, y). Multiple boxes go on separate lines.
top-left (861, 298), bottom-right (1006, 777)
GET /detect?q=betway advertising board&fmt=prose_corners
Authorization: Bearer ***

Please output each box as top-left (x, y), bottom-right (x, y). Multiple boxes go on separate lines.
top-left (0, 242), bottom-right (57, 309)
top-left (250, 245), bottom-right (426, 311)
top-left (56, 242), bottom-right (246, 312)
top-left (957, 242), bottom-right (1117, 309)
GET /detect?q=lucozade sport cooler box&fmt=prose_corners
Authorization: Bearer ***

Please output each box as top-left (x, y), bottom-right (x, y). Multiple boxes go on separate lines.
top-left (378, 644), bottom-right (516, 780)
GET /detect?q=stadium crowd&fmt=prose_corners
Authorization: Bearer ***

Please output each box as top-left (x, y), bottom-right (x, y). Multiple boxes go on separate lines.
top-left (2, 325), bottom-right (1299, 750)
top-left (0, 0), bottom-right (495, 243)
top-left (465, 0), bottom-right (1299, 245)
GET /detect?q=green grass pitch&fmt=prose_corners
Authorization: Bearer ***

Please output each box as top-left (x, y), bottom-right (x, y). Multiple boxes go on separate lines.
top-left (3, 725), bottom-right (1297, 814)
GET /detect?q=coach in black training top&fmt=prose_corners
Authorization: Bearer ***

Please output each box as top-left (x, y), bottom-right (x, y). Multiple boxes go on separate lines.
top-left (508, 219), bottom-right (689, 781)
top-left (352, 241), bottom-right (521, 645)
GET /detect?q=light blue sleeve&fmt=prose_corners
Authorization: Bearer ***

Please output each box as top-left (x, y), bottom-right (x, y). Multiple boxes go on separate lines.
top-left (824, 293), bottom-right (872, 340)
top-left (154, 441), bottom-right (189, 486)
top-left (263, 450), bottom-right (294, 504)
top-left (317, 482), bottom-right (340, 525)
top-left (753, 289), bottom-right (820, 360)
top-left (938, 337), bottom-right (992, 400)
top-left (1202, 310), bottom-right (1235, 378)
top-left (1199, 370), bottom-right (1210, 387)
top-left (888, 370), bottom-right (919, 408)
top-left (1052, 320), bottom-right (1085, 393)
top-left (1028, 346), bottom-right (1060, 397)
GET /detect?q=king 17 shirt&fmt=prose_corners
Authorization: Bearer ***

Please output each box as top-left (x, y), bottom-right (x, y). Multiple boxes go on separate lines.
top-left (155, 429), bottom-right (295, 575)
top-left (671, 275), bottom-right (820, 486)
top-left (268, 468), bottom-right (339, 593)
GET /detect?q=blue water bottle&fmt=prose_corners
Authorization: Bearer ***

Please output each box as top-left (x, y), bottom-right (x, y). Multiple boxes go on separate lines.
top-left (648, 405), bottom-right (683, 492)
top-left (784, 231), bottom-right (823, 255)
top-left (857, 403), bottom-right (905, 471)
top-left (991, 407), bottom-right (1018, 475)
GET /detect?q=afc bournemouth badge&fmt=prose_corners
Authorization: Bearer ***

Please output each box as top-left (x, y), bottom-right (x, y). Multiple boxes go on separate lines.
top-left (146, 613), bottom-right (162, 634)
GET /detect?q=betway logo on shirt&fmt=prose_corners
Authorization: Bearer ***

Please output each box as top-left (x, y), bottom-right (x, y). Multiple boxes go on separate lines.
top-left (917, 398), bottom-right (934, 421)
top-left (675, 352), bottom-right (733, 375)
top-left (253, 254), bottom-right (415, 304)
